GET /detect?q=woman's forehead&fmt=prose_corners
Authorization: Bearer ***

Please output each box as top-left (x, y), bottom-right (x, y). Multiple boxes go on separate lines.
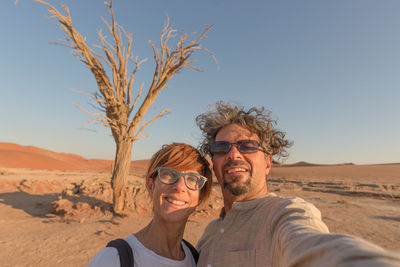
top-left (162, 166), bottom-right (200, 174)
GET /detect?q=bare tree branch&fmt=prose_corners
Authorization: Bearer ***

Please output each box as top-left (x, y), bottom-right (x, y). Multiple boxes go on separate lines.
top-left (73, 103), bottom-right (110, 128)
top-left (132, 108), bottom-right (170, 142)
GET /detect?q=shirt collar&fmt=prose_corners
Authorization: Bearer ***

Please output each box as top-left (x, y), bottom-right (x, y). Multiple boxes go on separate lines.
top-left (219, 193), bottom-right (276, 219)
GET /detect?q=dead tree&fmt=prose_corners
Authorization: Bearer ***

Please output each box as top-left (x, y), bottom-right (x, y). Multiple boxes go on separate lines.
top-left (35, 0), bottom-right (215, 215)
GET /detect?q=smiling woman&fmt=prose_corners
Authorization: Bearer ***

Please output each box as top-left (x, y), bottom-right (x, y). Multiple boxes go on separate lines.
top-left (87, 143), bottom-right (212, 267)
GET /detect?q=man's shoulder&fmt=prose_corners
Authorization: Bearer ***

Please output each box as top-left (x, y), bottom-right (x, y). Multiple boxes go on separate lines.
top-left (203, 217), bottom-right (222, 232)
top-left (196, 217), bottom-right (222, 249)
top-left (260, 194), bottom-right (314, 210)
top-left (257, 194), bottom-right (324, 225)
top-left (275, 195), bottom-right (321, 214)
top-left (263, 194), bottom-right (330, 235)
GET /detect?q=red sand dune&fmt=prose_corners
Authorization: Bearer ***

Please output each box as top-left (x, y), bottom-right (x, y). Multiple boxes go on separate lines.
top-left (0, 142), bottom-right (149, 172)
top-left (282, 161), bottom-right (355, 167)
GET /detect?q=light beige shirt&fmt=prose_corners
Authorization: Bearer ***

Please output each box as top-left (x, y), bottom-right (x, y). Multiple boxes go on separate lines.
top-left (197, 194), bottom-right (400, 267)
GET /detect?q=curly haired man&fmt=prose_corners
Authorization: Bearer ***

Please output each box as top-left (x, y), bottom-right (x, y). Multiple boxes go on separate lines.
top-left (195, 101), bottom-right (400, 267)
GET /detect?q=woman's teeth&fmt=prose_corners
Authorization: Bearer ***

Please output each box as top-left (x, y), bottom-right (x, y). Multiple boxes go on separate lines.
top-left (166, 198), bottom-right (186, 205)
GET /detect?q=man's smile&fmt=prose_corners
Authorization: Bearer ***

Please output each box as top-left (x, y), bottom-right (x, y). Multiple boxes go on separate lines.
top-left (225, 167), bottom-right (248, 174)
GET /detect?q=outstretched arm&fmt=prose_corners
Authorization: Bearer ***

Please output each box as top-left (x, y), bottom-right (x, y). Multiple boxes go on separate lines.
top-left (271, 197), bottom-right (400, 267)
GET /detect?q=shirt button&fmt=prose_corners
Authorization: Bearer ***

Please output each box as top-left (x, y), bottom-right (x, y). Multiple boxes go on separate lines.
top-left (220, 228), bottom-right (224, 234)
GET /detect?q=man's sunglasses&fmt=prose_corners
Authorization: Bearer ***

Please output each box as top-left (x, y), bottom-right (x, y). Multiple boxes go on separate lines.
top-left (210, 140), bottom-right (264, 155)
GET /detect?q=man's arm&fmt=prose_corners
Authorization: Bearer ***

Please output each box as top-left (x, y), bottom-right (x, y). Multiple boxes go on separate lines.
top-left (270, 197), bottom-right (400, 267)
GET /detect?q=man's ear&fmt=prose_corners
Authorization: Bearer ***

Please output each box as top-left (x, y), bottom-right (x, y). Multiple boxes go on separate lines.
top-left (265, 155), bottom-right (272, 175)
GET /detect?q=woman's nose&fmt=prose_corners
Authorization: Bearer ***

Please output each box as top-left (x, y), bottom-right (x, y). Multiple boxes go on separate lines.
top-left (172, 176), bottom-right (187, 191)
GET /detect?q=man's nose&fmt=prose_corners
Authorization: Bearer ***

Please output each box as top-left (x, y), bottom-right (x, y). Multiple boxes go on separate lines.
top-left (226, 144), bottom-right (243, 160)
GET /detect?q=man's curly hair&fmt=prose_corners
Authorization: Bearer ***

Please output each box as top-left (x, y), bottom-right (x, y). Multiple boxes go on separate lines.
top-left (196, 102), bottom-right (292, 161)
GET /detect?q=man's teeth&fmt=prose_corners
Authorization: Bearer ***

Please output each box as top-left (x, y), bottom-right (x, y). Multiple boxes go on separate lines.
top-left (166, 198), bottom-right (186, 205)
top-left (227, 168), bottom-right (246, 174)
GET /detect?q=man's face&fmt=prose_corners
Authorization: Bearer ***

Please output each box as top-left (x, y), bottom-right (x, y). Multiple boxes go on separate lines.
top-left (212, 124), bottom-right (272, 199)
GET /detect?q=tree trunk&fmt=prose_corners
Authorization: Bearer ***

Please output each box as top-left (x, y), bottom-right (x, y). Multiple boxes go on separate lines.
top-left (111, 139), bottom-right (133, 215)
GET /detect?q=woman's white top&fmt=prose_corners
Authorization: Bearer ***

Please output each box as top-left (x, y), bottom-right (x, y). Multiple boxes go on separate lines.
top-left (87, 234), bottom-right (196, 267)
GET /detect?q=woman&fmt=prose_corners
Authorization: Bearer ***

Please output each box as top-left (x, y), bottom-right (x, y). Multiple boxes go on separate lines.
top-left (88, 143), bottom-right (212, 267)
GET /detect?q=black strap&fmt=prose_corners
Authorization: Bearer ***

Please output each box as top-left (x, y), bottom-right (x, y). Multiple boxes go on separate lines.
top-left (106, 238), bottom-right (134, 267)
top-left (182, 239), bottom-right (199, 263)
top-left (106, 238), bottom-right (199, 266)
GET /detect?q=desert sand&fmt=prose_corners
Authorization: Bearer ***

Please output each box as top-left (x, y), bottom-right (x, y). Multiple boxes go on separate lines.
top-left (0, 143), bottom-right (399, 266)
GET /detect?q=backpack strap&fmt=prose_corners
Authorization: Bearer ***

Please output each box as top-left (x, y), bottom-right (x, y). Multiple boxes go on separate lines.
top-left (106, 238), bottom-right (134, 267)
top-left (182, 239), bottom-right (199, 263)
top-left (106, 238), bottom-right (198, 266)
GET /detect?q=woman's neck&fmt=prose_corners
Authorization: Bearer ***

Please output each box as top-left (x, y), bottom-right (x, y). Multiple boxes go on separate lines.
top-left (135, 218), bottom-right (187, 260)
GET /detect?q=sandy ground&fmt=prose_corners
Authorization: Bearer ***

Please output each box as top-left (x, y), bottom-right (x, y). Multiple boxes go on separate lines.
top-left (0, 164), bottom-right (399, 267)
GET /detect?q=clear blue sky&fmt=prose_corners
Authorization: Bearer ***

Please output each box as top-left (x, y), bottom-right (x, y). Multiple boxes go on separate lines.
top-left (1, 0), bottom-right (400, 164)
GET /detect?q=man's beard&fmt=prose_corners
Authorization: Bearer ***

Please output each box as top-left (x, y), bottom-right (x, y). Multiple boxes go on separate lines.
top-left (222, 160), bottom-right (252, 196)
top-left (223, 174), bottom-right (251, 196)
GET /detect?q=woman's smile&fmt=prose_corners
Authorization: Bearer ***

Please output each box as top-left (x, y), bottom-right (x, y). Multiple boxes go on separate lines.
top-left (165, 196), bottom-right (188, 206)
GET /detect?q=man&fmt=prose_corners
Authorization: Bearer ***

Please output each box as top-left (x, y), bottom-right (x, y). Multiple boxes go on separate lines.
top-left (195, 102), bottom-right (400, 267)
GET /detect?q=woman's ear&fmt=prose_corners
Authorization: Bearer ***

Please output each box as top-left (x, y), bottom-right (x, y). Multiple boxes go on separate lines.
top-left (146, 177), bottom-right (154, 194)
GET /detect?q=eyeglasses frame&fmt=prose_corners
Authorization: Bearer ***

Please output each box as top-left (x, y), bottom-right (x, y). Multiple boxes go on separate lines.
top-left (155, 166), bottom-right (208, 191)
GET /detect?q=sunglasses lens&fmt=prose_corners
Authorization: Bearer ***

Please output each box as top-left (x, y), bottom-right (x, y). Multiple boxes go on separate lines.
top-left (210, 140), bottom-right (261, 154)
top-left (237, 140), bottom-right (260, 153)
top-left (210, 141), bottom-right (230, 154)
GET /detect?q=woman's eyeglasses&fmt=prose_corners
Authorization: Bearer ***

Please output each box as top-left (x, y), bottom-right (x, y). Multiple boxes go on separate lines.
top-left (156, 167), bottom-right (207, 191)
top-left (210, 140), bottom-right (264, 155)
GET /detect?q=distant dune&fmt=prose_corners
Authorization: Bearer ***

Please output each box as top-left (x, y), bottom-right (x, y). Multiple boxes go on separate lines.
top-left (282, 161), bottom-right (321, 167)
top-left (1, 142), bottom-right (398, 173)
top-left (281, 161), bottom-right (355, 167)
top-left (0, 142), bottom-right (149, 172)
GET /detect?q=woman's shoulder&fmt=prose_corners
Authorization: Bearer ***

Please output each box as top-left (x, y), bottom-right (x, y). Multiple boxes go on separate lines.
top-left (86, 246), bottom-right (120, 267)
top-left (87, 234), bottom-right (136, 267)
top-left (87, 235), bottom-right (196, 267)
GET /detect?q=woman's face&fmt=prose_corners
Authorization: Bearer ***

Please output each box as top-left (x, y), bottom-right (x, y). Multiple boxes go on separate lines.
top-left (147, 168), bottom-right (201, 223)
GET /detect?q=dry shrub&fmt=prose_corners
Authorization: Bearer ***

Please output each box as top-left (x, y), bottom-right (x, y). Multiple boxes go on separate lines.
top-left (51, 179), bottom-right (150, 217)
top-left (337, 199), bottom-right (350, 204)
